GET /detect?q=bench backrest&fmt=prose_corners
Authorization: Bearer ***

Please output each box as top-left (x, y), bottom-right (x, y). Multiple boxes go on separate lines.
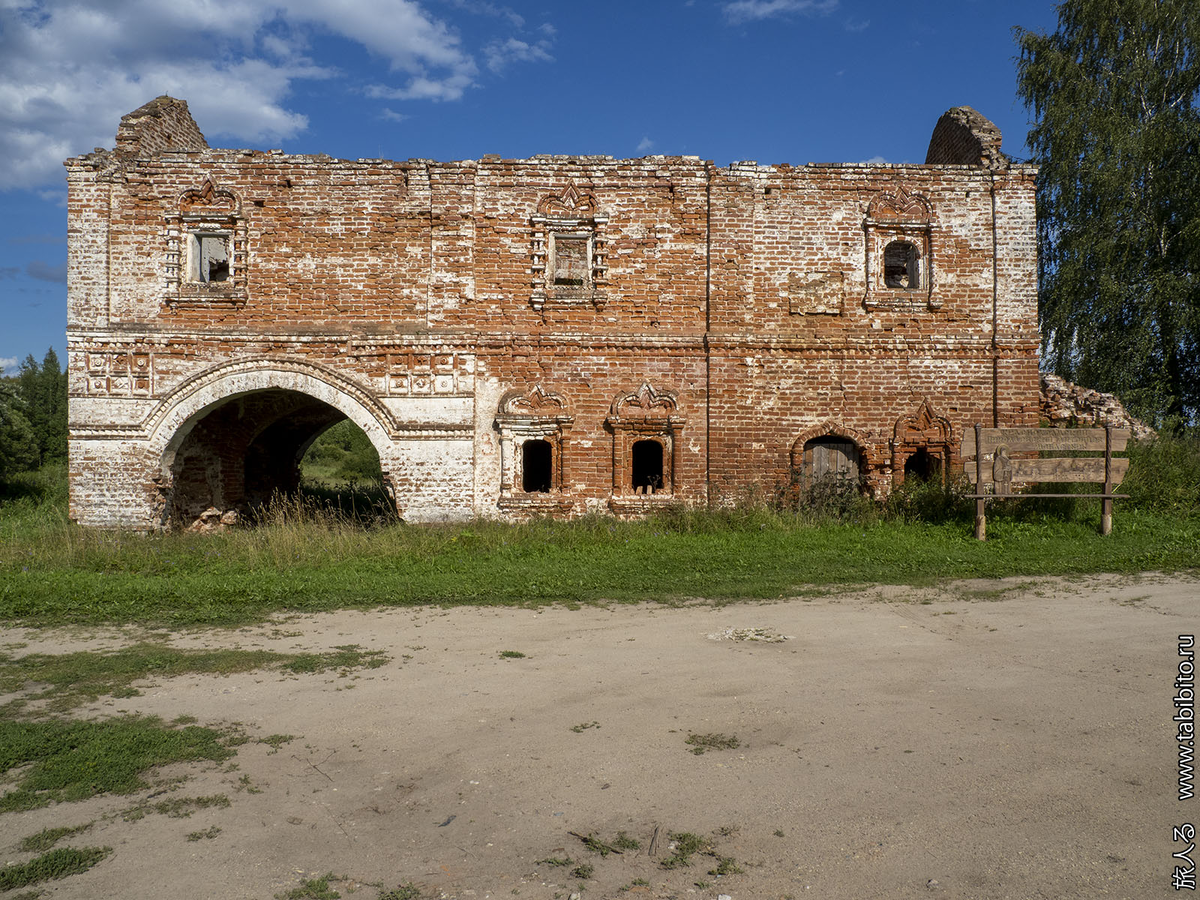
top-left (961, 426), bottom-right (1130, 490)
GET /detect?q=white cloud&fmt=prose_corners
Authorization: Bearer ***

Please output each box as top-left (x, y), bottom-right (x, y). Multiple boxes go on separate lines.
top-left (483, 36), bottom-right (553, 73)
top-left (444, 0), bottom-right (525, 29)
top-left (0, 356), bottom-right (19, 375)
top-left (723, 0), bottom-right (838, 24)
top-left (637, 136), bottom-right (655, 153)
top-left (858, 155), bottom-right (889, 164)
top-left (0, 0), bottom-right (544, 191)
top-left (379, 108), bottom-right (409, 122)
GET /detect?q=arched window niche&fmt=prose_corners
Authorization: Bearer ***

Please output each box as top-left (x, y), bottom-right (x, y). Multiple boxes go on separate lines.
top-left (495, 385), bottom-right (574, 515)
top-left (607, 382), bottom-right (686, 513)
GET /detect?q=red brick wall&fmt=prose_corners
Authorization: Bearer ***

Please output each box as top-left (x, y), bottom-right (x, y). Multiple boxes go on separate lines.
top-left (65, 100), bottom-right (1039, 528)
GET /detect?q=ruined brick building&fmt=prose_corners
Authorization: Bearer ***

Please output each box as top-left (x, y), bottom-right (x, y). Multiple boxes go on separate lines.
top-left (66, 97), bottom-right (1039, 528)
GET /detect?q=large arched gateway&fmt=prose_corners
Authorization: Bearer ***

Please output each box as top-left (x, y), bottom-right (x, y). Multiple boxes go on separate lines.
top-left (69, 358), bottom-right (476, 528)
top-left (150, 361), bottom-right (400, 527)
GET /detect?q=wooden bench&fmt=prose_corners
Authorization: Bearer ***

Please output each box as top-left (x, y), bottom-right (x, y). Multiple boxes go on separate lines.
top-left (961, 424), bottom-right (1130, 540)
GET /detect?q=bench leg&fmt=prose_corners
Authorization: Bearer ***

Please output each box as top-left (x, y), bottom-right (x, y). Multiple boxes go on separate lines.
top-left (1101, 497), bottom-right (1113, 536)
top-left (975, 497), bottom-right (986, 541)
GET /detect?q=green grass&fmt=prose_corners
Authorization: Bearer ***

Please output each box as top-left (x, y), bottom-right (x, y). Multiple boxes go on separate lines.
top-left (1, 460), bottom-right (1197, 628)
top-left (660, 832), bottom-right (707, 870)
top-left (685, 732), bottom-right (740, 755)
top-left (122, 793), bottom-right (230, 821)
top-left (276, 873), bottom-right (341, 900)
top-left (17, 823), bottom-right (93, 853)
top-left (0, 847), bottom-right (111, 891)
top-left (0, 716), bottom-right (234, 811)
top-left (0, 644), bottom-right (389, 710)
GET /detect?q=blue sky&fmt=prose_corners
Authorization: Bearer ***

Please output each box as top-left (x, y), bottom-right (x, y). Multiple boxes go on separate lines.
top-left (0, 0), bottom-right (1063, 374)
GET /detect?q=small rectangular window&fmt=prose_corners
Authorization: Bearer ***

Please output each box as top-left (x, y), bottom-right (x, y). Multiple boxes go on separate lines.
top-left (552, 235), bottom-right (589, 287)
top-left (189, 233), bottom-right (231, 283)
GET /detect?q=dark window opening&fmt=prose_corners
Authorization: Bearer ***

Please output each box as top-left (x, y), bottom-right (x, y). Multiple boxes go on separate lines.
top-left (631, 439), bottom-right (665, 494)
top-left (194, 234), bottom-right (230, 283)
top-left (883, 240), bottom-right (919, 289)
top-left (903, 447), bottom-right (942, 482)
top-left (553, 236), bottom-right (588, 287)
top-left (521, 440), bottom-right (553, 493)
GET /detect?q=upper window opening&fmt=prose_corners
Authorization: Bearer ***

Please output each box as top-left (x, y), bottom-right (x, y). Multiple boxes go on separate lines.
top-left (522, 440), bottom-right (553, 493)
top-left (631, 439), bottom-right (665, 495)
top-left (190, 233), bottom-right (231, 283)
top-left (552, 236), bottom-right (589, 287)
top-left (883, 240), bottom-right (919, 289)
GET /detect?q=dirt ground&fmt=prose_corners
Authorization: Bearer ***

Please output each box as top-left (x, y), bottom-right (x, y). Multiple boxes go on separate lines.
top-left (1, 573), bottom-right (1197, 900)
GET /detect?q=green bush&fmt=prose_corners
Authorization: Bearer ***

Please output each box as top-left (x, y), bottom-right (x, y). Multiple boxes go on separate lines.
top-left (1122, 430), bottom-right (1200, 515)
top-left (301, 420), bottom-right (383, 484)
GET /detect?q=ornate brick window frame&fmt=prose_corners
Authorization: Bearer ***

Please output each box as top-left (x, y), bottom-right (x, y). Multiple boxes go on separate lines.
top-left (890, 398), bottom-right (953, 487)
top-left (530, 181), bottom-right (608, 311)
top-left (863, 186), bottom-right (939, 311)
top-left (166, 178), bottom-right (247, 306)
top-left (495, 385), bottom-right (574, 514)
top-left (606, 383), bottom-right (686, 512)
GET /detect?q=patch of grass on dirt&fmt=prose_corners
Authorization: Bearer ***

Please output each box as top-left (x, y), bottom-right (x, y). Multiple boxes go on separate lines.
top-left (613, 831), bottom-right (640, 851)
top-left (0, 643), bottom-right (389, 710)
top-left (17, 823), bottom-right (93, 853)
top-left (498, 650), bottom-right (526, 659)
top-left (281, 645), bottom-right (387, 675)
top-left (123, 793), bottom-right (230, 821)
top-left (709, 856), bottom-right (744, 876)
top-left (0, 847), bottom-right (112, 891)
top-left (378, 886), bottom-right (423, 900)
top-left (276, 873), bottom-right (341, 899)
top-left (685, 732), bottom-right (740, 755)
top-left (0, 716), bottom-right (233, 812)
top-left (186, 826), bottom-right (222, 841)
top-left (259, 733), bottom-right (295, 753)
top-left (570, 721), bottom-right (599, 733)
top-left (660, 832), bottom-right (708, 869)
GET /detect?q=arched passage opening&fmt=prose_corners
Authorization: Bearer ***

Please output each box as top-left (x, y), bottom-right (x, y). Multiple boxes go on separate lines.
top-left (164, 388), bottom-right (393, 527)
top-left (150, 363), bottom-right (401, 529)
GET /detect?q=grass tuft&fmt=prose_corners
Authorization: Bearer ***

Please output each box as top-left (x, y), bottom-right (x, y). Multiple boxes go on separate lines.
top-left (17, 824), bottom-right (93, 854)
top-left (685, 732), bottom-right (740, 755)
top-left (0, 847), bottom-right (111, 891)
top-left (0, 717), bottom-right (233, 812)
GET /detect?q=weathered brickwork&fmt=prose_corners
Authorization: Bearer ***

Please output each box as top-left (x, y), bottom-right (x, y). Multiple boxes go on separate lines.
top-left (66, 96), bottom-right (1040, 528)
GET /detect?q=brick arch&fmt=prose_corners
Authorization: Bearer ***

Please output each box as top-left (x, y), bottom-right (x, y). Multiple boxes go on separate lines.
top-left (148, 358), bottom-right (398, 470)
top-left (891, 398), bottom-right (954, 486)
top-left (789, 420), bottom-right (873, 471)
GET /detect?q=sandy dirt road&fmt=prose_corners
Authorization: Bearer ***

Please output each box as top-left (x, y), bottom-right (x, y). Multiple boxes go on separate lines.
top-left (1, 572), bottom-right (1196, 899)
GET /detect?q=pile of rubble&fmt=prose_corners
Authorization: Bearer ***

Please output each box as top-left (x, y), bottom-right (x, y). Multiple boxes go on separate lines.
top-left (1040, 373), bottom-right (1156, 439)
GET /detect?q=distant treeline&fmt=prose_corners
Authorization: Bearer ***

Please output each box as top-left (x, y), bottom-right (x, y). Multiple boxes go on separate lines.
top-left (0, 349), bottom-right (67, 477)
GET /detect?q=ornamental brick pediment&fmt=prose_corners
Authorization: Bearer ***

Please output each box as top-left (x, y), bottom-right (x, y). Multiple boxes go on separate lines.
top-left (867, 185), bottom-right (931, 223)
top-left (893, 398), bottom-right (952, 444)
top-left (537, 180), bottom-right (597, 219)
top-left (608, 383), bottom-right (682, 424)
top-left (497, 385), bottom-right (573, 423)
top-left (180, 178), bottom-right (239, 216)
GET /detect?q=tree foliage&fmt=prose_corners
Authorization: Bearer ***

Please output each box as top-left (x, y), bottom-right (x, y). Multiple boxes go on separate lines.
top-left (1016, 0), bottom-right (1200, 425)
top-left (1, 348), bottom-right (67, 475)
top-left (0, 381), bottom-right (39, 477)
